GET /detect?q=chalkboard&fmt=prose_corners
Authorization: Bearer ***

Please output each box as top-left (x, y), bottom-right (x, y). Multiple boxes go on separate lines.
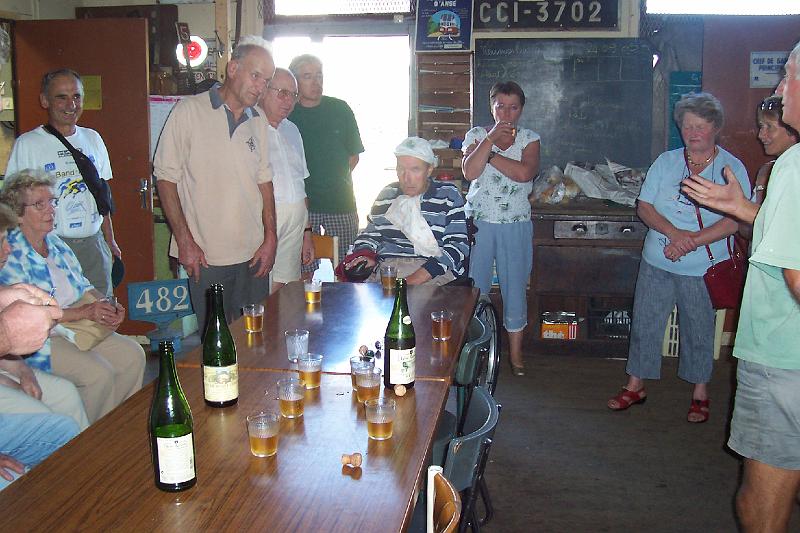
top-left (473, 39), bottom-right (653, 171)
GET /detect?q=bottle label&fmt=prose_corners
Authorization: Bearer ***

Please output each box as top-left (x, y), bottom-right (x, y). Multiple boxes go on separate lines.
top-left (156, 433), bottom-right (195, 484)
top-left (203, 364), bottom-right (239, 402)
top-left (388, 347), bottom-right (415, 385)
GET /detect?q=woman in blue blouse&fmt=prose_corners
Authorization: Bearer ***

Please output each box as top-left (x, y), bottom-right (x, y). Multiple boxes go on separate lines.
top-left (0, 170), bottom-right (145, 423)
top-left (606, 93), bottom-right (750, 423)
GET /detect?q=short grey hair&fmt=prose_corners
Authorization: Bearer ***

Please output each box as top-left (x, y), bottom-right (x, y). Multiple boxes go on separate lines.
top-left (231, 35), bottom-right (272, 61)
top-left (0, 169), bottom-right (55, 216)
top-left (271, 67), bottom-right (297, 85)
top-left (791, 40), bottom-right (800, 77)
top-left (288, 54), bottom-right (322, 77)
top-left (673, 92), bottom-right (725, 130)
top-left (41, 68), bottom-right (82, 96)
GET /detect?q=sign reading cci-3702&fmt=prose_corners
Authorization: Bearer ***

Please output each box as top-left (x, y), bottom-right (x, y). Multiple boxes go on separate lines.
top-left (474, 0), bottom-right (618, 30)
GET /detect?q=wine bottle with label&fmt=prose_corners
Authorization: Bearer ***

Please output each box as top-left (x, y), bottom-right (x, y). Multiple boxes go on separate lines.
top-left (150, 340), bottom-right (196, 492)
top-left (202, 284), bottom-right (239, 407)
top-left (384, 277), bottom-right (415, 389)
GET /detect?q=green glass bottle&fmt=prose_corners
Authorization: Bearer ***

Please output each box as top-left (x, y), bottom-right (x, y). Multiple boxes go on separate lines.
top-left (202, 284), bottom-right (239, 407)
top-left (150, 340), bottom-right (196, 492)
top-left (384, 278), bottom-right (416, 389)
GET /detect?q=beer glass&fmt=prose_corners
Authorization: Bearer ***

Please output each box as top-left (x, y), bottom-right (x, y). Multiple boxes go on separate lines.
top-left (297, 353), bottom-right (323, 389)
top-left (349, 356), bottom-right (375, 391)
top-left (285, 329), bottom-right (309, 363)
top-left (246, 412), bottom-right (280, 457)
top-left (243, 303), bottom-right (264, 333)
top-left (365, 398), bottom-right (396, 441)
top-left (430, 310), bottom-right (453, 341)
top-left (304, 280), bottom-right (322, 304)
top-left (380, 265), bottom-right (397, 291)
top-left (354, 367), bottom-right (382, 403)
top-left (276, 377), bottom-right (305, 419)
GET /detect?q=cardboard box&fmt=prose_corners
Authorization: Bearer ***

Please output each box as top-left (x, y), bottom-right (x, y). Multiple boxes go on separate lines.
top-left (541, 312), bottom-right (578, 340)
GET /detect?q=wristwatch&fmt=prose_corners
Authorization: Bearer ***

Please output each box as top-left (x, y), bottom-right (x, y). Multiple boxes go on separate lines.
top-left (303, 227), bottom-right (312, 233)
top-left (487, 151), bottom-right (496, 162)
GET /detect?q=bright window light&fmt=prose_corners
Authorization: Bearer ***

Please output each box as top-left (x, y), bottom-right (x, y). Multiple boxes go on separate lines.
top-left (647, 0), bottom-right (800, 15)
top-left (275, 0), bottom-right (411, 16)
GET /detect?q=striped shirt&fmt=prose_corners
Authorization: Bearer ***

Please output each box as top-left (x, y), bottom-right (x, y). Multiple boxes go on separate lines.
top-left (353, 180), bottom-right (468, 279)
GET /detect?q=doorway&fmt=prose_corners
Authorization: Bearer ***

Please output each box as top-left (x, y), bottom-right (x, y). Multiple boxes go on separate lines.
top-left (271, 35), bottom-right (411, 227)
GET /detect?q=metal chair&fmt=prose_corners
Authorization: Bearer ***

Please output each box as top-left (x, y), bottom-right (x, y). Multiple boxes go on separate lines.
top-left (474, 295), bottom-right (501, 395)
top-left (442, 386), bottom-right (500, 533)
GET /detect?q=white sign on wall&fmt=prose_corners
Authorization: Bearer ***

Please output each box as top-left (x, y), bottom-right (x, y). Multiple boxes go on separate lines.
top-left (750, 51), bottom-right (789, 89)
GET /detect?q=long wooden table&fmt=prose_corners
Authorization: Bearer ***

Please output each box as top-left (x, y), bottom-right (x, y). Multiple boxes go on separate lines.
top-left (180, 281), bottom-right (479, 381)
top-left (0, 368), bottom-right (450, 531)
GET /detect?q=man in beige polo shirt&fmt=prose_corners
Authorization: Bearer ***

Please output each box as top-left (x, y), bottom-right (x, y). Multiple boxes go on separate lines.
top-left (154, 36), bottom-right (277, 327)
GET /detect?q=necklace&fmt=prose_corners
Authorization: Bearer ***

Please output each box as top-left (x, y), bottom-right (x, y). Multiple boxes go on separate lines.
top-left (686, 147), bottom-right (717, 167)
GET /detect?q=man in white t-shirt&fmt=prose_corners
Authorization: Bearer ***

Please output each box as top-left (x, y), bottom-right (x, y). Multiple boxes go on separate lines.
top-left (260, 67), bottom-right (314, 292)
top-left (5, 69), bottom-right (120, 296)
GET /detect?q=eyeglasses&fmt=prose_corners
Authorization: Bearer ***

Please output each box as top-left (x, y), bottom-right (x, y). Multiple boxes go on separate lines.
top-left (266, 86), bottom-right (298, 102)
top-left (24, 198), bottom-right (58, 211)
top-left (760, 98), bottom-right (783, 111)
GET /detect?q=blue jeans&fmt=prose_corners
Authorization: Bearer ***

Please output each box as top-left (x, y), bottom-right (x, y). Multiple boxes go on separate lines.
top-left (469, 220), bottom-right (533, 332)
top-left (0, 413), bottom-right (79, 491)
top-left (626, 260), bottom-right (715, 384)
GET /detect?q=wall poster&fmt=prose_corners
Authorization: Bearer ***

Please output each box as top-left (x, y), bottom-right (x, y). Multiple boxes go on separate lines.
top-left (415, 0), bottom-right (473, 52)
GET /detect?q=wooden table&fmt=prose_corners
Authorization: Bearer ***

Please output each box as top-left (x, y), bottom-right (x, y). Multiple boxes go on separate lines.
top-left (181, 281), bottom-right (479, 381)
top-left (0, 368), bottom-right (450, 532)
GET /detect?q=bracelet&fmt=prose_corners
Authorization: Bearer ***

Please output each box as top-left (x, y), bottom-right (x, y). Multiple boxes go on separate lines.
top-left (303, 227), bottom-right (312, 232)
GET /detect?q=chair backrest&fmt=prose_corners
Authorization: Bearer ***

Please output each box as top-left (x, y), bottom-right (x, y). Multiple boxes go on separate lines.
top-left (432, 472), bottom-right (461, 533)
top-left (474, 295), bottom-right (500, 395)
top-left (311, 234), bottom-right (340, 271)
top-left (443, 386), bottom-right (500, 491)
top-left (454, 317), bottom-right (491, 387)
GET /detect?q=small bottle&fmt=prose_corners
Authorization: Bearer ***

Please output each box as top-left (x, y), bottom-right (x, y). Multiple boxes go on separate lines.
top-left (384, 278), bottom-right (416, 389)
top-left (202, 284), bottom-right (239, 407)
top-left (150, 340), bottom-right (196, 492)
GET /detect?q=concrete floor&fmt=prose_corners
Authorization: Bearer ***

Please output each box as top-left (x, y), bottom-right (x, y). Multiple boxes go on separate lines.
top-left (481, 352), bottom-right (800, 532)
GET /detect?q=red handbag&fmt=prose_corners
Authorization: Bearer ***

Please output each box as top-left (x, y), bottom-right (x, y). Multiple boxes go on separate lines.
top-left (695, 206), bottom-right (747, 309)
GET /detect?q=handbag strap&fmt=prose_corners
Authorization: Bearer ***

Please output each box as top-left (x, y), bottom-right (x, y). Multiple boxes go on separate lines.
top-left (685, 149), bottom-right (733, 264)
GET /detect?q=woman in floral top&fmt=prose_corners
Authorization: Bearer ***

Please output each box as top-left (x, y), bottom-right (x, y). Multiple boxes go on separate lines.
top-left (462, 81), bottom-right (540, 375)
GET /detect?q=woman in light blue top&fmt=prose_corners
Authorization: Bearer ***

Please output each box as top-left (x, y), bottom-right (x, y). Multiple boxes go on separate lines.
top-left (607, 92), bottom-right (750, 423)
top-left (462, 81), bottom-right (541, 376)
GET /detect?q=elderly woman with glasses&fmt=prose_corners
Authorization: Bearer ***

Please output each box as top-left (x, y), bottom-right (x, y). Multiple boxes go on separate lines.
top-left (0, 170), bottom-right (145, 423)
top-left (606, 92), bottom-right (751, 423)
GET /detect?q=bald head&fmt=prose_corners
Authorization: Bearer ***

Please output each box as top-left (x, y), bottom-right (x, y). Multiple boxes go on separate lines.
top-left (261, 67), bottom-right (299, 127)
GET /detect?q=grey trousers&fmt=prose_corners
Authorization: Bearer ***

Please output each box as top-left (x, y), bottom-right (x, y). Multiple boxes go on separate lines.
top-left (189, 261), bottom-right (271, 330)
top-left (625, 261), bottom-right (716, 384)
top-left (62, 230), bottom-right (113, 297)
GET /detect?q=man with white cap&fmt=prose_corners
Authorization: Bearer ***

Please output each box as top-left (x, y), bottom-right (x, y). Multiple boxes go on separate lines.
top-left (343, 137), bottom-right (468, 286)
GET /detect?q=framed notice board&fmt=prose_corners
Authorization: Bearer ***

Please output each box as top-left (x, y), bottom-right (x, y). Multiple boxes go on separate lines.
top-left (473, 38), bottom-right (653, 170)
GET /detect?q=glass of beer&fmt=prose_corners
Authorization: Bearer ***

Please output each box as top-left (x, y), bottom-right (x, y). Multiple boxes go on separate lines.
top-left (246, 412), bottom-right (280, 457)
top-left (304, 280), bottom-right (322, 304)
top-left (276, 377), bottom-right (305, 419)
top-left (350, 356), bottom-right (375, 391)
top-left (355, 367), bottom-right (382, 403)
top-left (296, 353), bottom-right (323, 389)
top-left (431, 310), bottom-right (453, 341)
top-left (380, 265), bottom-right (397, 291)
top-left (365, 398), bottom-right (396, 441)
top-left (243, 303), bottom-right (264, 333)
top-left (285, 329), bottom-right (309, 363)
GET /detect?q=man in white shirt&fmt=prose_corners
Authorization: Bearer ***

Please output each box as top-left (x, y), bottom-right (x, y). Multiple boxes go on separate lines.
top-left (6, 69), bottom-right (120, 297)
top-left (260, 67), bottom-right (314, 292)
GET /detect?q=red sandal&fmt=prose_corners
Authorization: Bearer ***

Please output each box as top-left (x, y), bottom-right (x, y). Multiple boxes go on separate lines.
top-left (607, 388), bottom-right (647, 411)
top-left (687, 399), bottom-right (710, 423)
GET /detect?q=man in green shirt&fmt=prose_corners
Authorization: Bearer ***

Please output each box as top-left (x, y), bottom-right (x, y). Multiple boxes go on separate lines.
top-left (288, 54), bottom-right (364, 267)
top-left (682, 41), bottom-right (800, 532)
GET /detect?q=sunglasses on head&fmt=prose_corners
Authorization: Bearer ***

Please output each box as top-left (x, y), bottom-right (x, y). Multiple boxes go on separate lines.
top-left (760, 99), bottom-right (783, 111)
